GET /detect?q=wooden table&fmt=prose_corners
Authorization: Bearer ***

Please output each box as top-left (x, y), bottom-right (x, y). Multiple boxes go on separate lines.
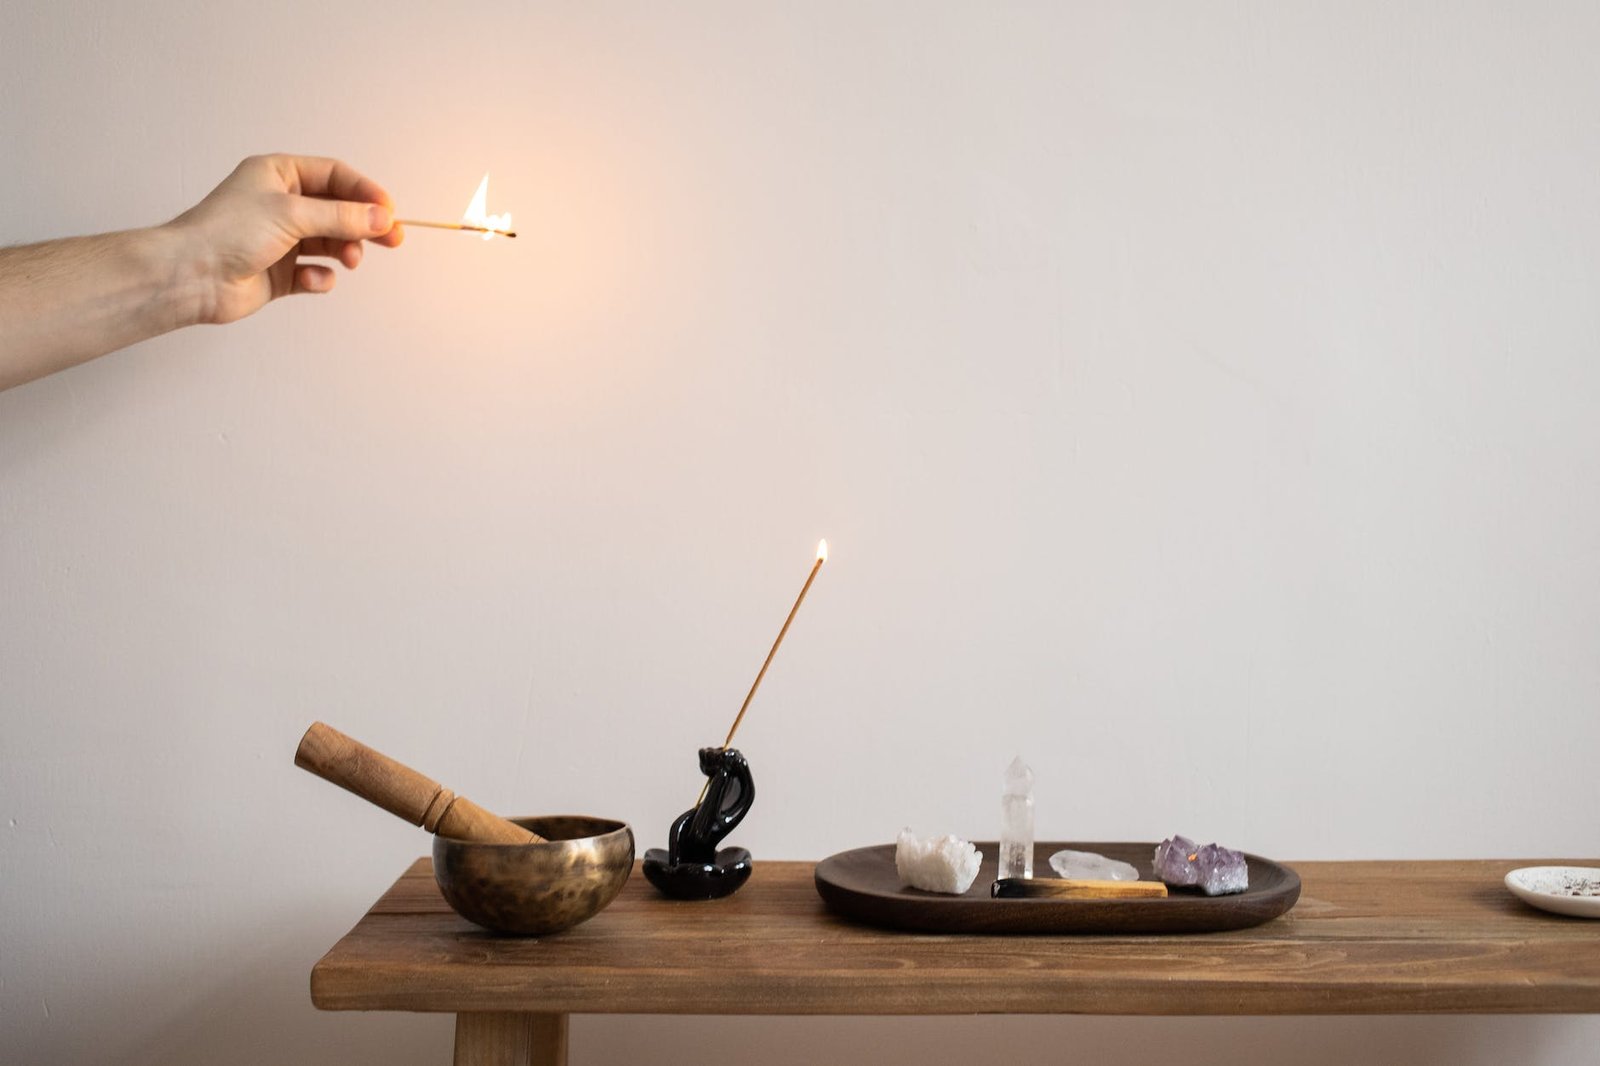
top-left (311, 857), bottom-right (1600, 1065)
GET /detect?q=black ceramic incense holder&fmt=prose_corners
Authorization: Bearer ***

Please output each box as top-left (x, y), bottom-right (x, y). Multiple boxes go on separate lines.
top-left (643, 747), bottom-right (755, 900)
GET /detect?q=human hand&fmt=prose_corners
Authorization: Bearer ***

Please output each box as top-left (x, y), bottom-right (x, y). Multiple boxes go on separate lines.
top-left (167, 154), bottom-right (404, 325)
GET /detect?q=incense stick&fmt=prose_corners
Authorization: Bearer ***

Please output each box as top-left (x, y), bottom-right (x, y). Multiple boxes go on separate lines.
top-left (694, 541), bottom-right (828, 806)
top-left (722, 545), bottom-right (826, 749)
top-left (394, 219), bottom-right (518, 238)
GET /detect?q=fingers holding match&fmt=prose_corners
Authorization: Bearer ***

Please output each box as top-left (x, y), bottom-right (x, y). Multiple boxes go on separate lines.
top-left (270, 154), bottom-right (384, 201)
top-left (287, 195), bottom-right (395, 244)
top-left (273, 153), bottom-right (403, 246)
top-left (292, 262), bottom-right (337, 295)
top-left (297, 238), bottom-right (364, 269)
top-left (384, 221), bottom-right (405, 247)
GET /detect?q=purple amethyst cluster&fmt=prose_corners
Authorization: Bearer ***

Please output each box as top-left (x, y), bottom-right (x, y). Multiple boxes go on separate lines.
top-left (1153, 835), bottom-right (1249, 896)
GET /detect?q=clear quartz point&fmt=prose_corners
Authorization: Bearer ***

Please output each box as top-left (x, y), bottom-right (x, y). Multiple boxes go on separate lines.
top-left (999, 756), bottom-right (1035, 879)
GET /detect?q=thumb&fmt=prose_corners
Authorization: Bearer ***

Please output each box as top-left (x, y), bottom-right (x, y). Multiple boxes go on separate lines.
top-left (287, 195), bottom-right (392, 242)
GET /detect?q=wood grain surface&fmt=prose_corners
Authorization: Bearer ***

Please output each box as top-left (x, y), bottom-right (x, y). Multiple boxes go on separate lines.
top-left (815, 841), bottom-right (1295, 932)
top-left (311, 857), bottom-right (1600, 1016)
top-left (452, 1013), bottom-right (566, 1066)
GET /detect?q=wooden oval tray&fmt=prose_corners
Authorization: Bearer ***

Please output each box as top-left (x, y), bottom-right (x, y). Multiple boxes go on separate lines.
top-left (814, 841), bottom-right (1300, 934)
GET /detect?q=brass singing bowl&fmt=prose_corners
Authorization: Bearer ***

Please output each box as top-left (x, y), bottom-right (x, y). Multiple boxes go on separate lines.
top-left (433, 815), bottom-right (634, 935)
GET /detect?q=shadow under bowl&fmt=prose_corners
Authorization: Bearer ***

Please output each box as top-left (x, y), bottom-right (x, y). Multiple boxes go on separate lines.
top-left (433, 815), bottom-right (634, 936)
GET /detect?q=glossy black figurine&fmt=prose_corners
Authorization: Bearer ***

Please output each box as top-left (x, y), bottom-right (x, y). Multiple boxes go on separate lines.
top-left (643, 747), bottom-right (755, 900)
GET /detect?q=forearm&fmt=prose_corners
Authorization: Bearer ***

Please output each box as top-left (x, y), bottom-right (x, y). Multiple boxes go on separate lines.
top-left (0, 226), bottom-right (207, 392)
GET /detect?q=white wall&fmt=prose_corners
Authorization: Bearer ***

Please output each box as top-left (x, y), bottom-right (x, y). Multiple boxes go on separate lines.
top-left (4, 2), bottom-right (1598, 1062)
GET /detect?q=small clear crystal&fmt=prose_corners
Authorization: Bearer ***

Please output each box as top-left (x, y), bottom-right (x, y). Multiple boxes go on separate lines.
top-left (999, 756), bottom-right (1035, 879)
top-left (1049, 849), bottom-right (1140, 882)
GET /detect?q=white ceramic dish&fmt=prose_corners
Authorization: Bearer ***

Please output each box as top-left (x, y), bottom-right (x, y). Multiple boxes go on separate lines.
top-left (1505, 866), bottom-right (1600, 918)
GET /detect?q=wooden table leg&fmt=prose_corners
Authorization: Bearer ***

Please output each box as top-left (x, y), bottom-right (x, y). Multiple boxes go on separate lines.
top-left (453, 1012), bottom-right (568, 1066)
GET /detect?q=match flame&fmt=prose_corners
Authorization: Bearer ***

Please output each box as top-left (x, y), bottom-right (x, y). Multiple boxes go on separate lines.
top-left (816, 539), bottom-right (828, 564)
top-left (462, 172), bottom-right (513, 240)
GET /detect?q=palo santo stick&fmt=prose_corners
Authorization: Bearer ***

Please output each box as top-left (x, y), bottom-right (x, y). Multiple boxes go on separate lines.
top-left (394, 219), bottom-right (518, 238)
top-left (992, 878), bottom-right (1169, 900)
top-left (295, 722), bottom-right (542, 844)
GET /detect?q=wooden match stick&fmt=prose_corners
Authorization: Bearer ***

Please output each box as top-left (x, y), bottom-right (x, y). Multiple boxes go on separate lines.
top-left (992, 878), bottom-right (1169, 899)
top-left (394, 219), bottom-right (518, 238)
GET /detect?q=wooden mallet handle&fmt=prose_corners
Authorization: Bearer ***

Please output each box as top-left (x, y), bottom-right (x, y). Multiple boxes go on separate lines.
top-left (295, 722), bottom-right (543, 844)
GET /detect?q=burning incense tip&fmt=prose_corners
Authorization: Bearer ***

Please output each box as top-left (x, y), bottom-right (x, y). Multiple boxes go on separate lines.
top-left (817, 539), bottom-right (828, 563)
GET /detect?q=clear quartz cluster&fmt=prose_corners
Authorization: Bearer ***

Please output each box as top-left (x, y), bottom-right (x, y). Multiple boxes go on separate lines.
top-left (999, 756), bottom-right (1035, 879)
top-left (1153, 834), bottom-right (1249, 896)
top-left (895, 829), bottom-right (982, 895)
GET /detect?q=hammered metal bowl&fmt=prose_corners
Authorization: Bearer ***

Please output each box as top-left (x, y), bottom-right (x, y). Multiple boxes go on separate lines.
top-left (433, 815), bottom-right (634, 935)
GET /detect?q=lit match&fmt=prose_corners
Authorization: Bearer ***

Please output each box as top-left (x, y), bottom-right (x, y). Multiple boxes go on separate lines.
top-left (394, 220), bottom-right (517, 238)
top-left (395, 173), bottom-right (516, 239)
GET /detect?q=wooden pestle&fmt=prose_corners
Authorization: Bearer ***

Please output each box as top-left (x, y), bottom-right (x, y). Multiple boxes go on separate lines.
top-left (295, 722), bottom-right (544, 844)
